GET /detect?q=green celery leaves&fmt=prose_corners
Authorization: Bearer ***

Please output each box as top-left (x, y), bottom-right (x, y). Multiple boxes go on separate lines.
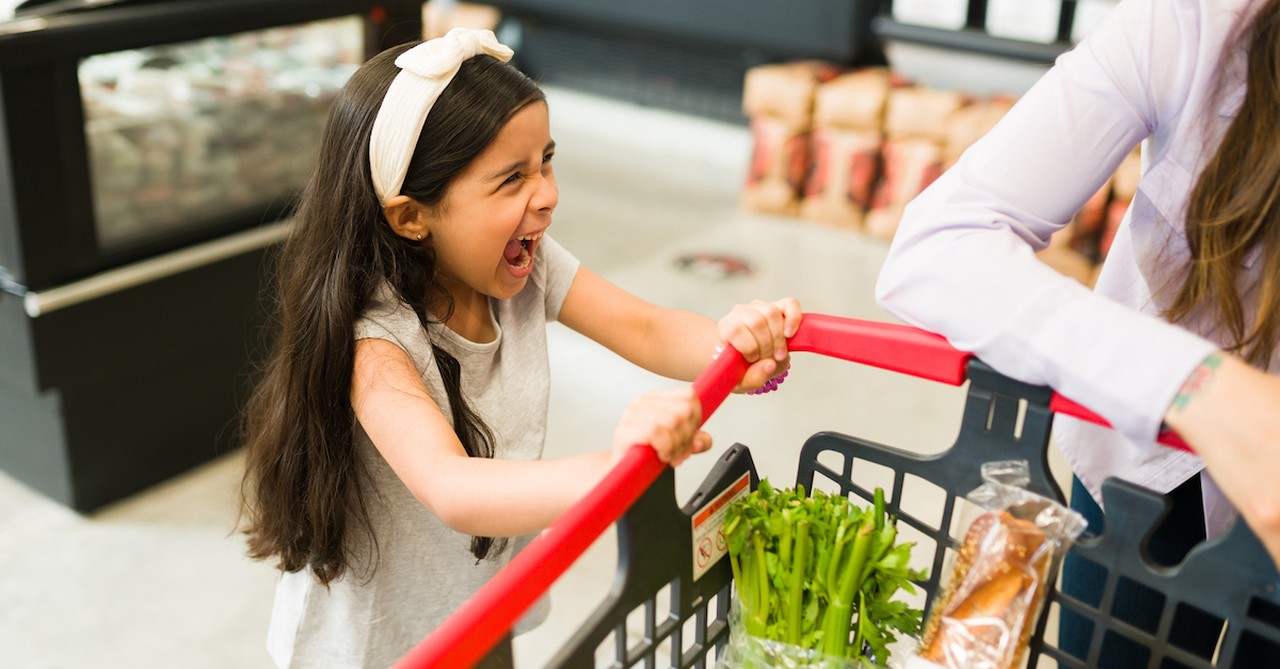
top-left (725, 483), bottom-right (926, 667)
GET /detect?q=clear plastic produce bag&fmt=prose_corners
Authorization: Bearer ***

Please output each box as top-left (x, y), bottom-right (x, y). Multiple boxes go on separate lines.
top-left (719, 599), bottom-right (863, 669)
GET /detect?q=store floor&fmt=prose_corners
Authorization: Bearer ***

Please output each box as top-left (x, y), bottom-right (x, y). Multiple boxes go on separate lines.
top-left (0, 88), bottom-right (1065, 668)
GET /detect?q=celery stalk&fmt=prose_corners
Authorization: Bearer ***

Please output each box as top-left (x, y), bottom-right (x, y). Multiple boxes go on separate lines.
top-left (823, 521), bottom-right (873, 657)
top-left (786, 519), bottom-right (809, 645)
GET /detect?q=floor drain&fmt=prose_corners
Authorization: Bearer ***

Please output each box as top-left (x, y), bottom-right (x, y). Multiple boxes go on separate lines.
top-left (674, 253), bottom-right (754, 281)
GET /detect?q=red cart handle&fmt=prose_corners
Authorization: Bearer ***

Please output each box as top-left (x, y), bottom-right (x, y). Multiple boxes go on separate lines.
top-left (394, 314), bottom-right (1192, 669)
top-left (786, 314), bottom-right (1190, 451)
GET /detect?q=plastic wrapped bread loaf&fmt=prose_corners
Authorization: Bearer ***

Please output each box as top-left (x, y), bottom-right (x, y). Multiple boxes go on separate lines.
top-left (905, 462), bottom-right (1086, 669)
top-left (917, 510), bottom-right (1052, 668)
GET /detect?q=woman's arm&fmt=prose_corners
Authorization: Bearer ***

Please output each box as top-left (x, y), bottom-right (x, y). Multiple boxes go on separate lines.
top-left (875, 0), bottom-right (1219, 444)
top-left (351, 338), bottom-right (705, 538)
top-left (558, 265), bottom-right (801, 389)
top-left (1162, 354), bottom-right (1280, 566)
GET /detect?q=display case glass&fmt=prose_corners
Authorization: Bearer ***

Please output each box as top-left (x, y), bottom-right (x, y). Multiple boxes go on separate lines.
top-left (80, 16), bottom-right (363, 252)
top-left (0, 0), bottom-right (423, 292)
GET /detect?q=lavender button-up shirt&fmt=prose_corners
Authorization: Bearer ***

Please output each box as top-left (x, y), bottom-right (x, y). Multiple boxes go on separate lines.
top-left (876, 0), bottom-right (1273, 537)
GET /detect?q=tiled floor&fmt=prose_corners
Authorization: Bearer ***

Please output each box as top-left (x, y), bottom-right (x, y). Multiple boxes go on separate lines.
top-left (0, 88), bottom-right (1055, 668)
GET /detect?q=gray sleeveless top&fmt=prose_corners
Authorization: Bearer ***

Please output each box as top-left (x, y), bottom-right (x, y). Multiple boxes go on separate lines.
top-left (267, 235), bottom-right (580, 668)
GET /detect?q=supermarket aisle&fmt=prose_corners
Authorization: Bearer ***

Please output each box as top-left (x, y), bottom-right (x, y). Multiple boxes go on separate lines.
top-left (0, 87), bottom-right (978, 668)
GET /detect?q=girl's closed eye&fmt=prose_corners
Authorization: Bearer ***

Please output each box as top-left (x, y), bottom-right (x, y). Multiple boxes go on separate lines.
top-left (502, 159), bottom-right (552, 188)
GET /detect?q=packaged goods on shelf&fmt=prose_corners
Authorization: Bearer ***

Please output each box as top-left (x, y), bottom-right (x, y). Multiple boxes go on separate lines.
top-left (735, 59), bottom-right (1126, 288)
top-left (1068, 178), bottom-right (1112, 263)
top-left (743, 116), bottom-right (812, 216)
top-left (741, 61), bottom-right (845, 216)
top-left (865, 138), bottom-right (945, 240)
top-left (801, 68), bottom-right (897, 228)
top-left (802, 127), bottom-right (881, 228)
top-left (1101, 147), bottom-right (1142, 259)
top-left (810, 67), bottom-right (897, 130)
top-left (881, 86), bottom-right (968, 143)
top-left (865, 86), bottom-right (966, 240)
top-left (742, 60), bottom-right (846, 129)
top-left (940, 96), bottom-right (1015, 169)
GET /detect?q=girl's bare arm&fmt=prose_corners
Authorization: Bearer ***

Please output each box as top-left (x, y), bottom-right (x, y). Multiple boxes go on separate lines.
top-left (351, 338), bottom-right (704, 537)
top-left (558, 265), bottom-right (801, 389)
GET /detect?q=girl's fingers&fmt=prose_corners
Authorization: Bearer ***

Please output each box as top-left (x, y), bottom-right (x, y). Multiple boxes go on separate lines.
top-left (613, 388), bottom-right (705, 464)
top-left (719, 299), bottom-right (796, 363)
top-left (718, 302), bottom-right (765, 360)
top-left (738, 359), bottom-right (780, 391)
top-left (777, 297), bottom-right (803, 339)
top-left (746, 300), bottom-right (787, 361)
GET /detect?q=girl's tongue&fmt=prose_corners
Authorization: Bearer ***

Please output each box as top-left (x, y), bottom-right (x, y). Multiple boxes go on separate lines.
top-left (503, 239), bottom-right (523, 264)
top-left (503, 238), bottom-right (532, 270)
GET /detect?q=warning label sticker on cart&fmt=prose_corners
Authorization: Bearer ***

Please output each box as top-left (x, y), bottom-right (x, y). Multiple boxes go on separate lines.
top-left (690, 472), bottom-right (750, 581)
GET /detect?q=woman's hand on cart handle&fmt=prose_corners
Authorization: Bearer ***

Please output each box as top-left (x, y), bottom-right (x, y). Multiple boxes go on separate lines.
top-left (1161, 352), bottom-right (1280, 569)
top-left (716, 298), bottom-right (802, 393)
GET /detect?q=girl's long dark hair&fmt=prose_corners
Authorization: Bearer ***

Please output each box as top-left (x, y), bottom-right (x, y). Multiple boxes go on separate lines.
top-left (1166, 0), bottom-right (1280, 368)
top-left (239, 43), bottom-right (544, 585)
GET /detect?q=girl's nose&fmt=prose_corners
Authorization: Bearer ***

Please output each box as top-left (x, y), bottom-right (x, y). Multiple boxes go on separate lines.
top-left (532, 172), bottom-right (558, 213)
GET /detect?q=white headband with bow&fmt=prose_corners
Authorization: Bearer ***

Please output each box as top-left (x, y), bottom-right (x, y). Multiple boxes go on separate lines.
top-left (369, 28), bottom-right (514, 205)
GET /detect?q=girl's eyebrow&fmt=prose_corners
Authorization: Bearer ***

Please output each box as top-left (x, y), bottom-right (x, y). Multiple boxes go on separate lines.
top-left (487, 141), bottom-right (557, 181)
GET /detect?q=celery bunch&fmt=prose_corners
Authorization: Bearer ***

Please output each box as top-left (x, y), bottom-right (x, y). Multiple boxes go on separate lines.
top-left (723, 480), bottom-right (925, 667)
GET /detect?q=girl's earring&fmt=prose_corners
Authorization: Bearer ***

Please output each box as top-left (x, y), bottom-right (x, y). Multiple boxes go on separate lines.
top-left (415, 233), bottom-right (423, 241)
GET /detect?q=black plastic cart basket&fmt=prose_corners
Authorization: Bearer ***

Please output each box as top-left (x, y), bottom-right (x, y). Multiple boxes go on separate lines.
top-left (397, 314), bottom-right (1280, 669)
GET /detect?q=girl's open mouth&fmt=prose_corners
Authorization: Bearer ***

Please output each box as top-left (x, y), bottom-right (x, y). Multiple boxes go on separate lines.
top-left (502, 232), bottom-right (541, 271)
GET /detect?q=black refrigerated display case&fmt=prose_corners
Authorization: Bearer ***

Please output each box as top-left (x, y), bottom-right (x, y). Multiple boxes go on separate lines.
top-left (0, 0), bottom-right (423, 511)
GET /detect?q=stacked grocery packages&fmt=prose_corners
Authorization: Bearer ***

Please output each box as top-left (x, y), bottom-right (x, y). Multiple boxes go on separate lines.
top-left (741, 61), bottom-right (1141, 287)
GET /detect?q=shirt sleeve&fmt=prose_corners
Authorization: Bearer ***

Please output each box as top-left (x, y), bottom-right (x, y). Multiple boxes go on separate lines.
top-left (534, 233), bottom-right (581, 321)
top-left (874, 0), bottom-right (1219, 445)
top-left (353, 287), bottom-right (429, 365)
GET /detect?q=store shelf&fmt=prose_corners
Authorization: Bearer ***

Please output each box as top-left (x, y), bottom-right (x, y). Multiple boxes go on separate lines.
top-left (873, 16), bottom-right (1068, 65)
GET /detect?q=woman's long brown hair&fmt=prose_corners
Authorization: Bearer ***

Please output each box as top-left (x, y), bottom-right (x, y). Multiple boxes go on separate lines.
top-left (239, 44), bottom-right (544, 585)
top-left (1166, 0), bottom-right (1280, 368)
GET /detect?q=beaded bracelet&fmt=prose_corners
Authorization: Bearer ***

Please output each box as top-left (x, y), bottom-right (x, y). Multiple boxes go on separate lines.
top-left (712, 345), bottom-right (789, 395)
top-left (747, 368), bottom-right (788, 395)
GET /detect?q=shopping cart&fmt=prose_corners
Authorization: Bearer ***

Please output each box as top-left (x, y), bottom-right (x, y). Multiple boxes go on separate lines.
top-left (398, 314), bottom-right (1280, 669)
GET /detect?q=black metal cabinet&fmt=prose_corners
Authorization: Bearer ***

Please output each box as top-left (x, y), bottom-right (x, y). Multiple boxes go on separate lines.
top-left (0, 240), bottom-right (274, 508)
top-left (0, 0), bottom-right (423, 511)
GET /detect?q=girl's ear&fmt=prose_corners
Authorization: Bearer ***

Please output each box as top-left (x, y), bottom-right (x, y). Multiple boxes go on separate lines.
top-left (383, 195), bottom-right (431, 241)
